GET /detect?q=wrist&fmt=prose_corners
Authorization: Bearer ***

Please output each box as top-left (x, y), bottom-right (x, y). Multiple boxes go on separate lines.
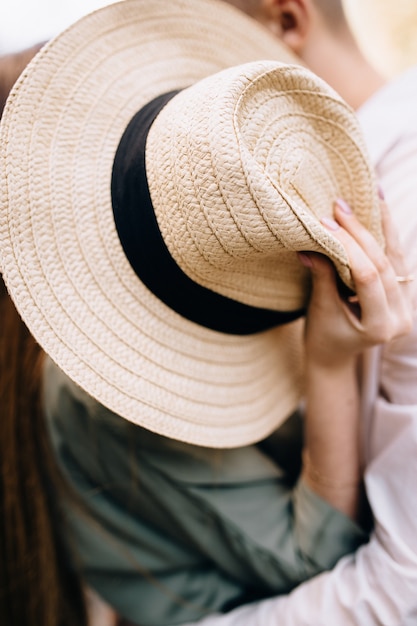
top-left (302, 449), bottom-right (362, 489)
top-left (305, 354), bottom-right (358, 379)
top-left (301, 449), bottom-right (364, 521)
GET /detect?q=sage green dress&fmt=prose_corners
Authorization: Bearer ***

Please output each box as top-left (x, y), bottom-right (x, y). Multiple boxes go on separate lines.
top-left (43, 357), bottom-right (367, 626)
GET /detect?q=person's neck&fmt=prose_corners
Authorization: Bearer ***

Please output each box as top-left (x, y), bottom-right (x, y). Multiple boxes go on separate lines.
top-left (305, 33), bottom-right (387, 110)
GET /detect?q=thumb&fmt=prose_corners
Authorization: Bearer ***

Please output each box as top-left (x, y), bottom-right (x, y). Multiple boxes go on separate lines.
top-left (299, 252), bottom-right (340, 308)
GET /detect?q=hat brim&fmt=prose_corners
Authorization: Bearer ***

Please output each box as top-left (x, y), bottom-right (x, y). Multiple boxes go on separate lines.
top-left (0, 0), bottom-right (304, 448)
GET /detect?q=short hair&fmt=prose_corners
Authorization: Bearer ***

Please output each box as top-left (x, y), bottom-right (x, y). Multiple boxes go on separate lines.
top-left (225, 0), bottom-right (348, 29)
top-left (223, 0), bottom-right (262, 18)
top-left (313, 0), bottom-right (348, 30)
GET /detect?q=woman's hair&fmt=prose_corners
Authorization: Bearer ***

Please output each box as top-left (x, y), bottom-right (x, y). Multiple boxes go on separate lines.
top-left (0, 46), bottom-right (88, 626)
top-left (0, 44), bottom-right (43, 116)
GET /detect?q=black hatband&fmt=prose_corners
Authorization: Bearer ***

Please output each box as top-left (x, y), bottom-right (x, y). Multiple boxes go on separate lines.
top-left (111, 92), bottom-right (304, 335)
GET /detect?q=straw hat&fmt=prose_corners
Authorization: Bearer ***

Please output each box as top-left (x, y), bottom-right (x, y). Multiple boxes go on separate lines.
top-left (0, 0), bottom-right (381, 448)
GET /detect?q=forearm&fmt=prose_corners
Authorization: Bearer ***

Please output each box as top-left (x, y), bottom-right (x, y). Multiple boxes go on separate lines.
top-left (179, 407), bottom-right (417, 626)
top-left (301, 358), bottom-right (363, 521)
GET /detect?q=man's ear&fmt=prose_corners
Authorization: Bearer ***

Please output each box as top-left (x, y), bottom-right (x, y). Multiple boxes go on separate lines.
top-left (262, 0), bottom-right (311, 54)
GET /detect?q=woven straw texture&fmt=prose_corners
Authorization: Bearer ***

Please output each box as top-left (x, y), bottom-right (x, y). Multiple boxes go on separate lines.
top-left (148, 61), bottom-right (382, 310)
top-left (0, 0), bottom-right (379, 447)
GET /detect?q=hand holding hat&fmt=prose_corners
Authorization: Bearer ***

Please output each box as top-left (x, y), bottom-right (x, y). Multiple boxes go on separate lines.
top-left (0, 0), bottom-right (382, 447)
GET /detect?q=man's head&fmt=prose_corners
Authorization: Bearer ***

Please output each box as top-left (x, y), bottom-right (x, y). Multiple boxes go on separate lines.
top-left (0, 0), bottom-right (382, 449)
top-left (224, 0), bottom-right (385, 109)
top-left (223, 0), bottom-right (348, 42)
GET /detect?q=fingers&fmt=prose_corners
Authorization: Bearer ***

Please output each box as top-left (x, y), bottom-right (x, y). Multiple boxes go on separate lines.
top-left (333, 198), bottom-right (397, 310)
top-left (377, 187), bottom-right (413, 277)
top-left (325, 197), bottom-right (413, 341)
top-left (335, 198), bottom-right (387, 268)
top-left (378, 199), bottom-right (415, 304)
top-left (298, 251), bottom-right (340, 313)
top-left (336, 197), bottom-right (411, 285)
top-left (299, 195), bottom-right (413, 369)
top-left (321, 211), bottom-right (389, 336)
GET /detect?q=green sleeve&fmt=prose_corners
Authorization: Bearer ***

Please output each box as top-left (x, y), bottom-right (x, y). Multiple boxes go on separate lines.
top-left (43, 357), bottom-right (367, 626)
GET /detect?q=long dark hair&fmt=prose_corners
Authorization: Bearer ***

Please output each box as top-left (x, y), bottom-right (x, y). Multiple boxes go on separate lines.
top-left (0, 46), bottom-right (88, 626)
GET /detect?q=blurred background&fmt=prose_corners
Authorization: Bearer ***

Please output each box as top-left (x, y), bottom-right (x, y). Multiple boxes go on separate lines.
top-left (0, 0), bottom-right (113, 53)
top-left (345, 0), bottom-right (417, 76)
top-left (0, 0), bottom-right (417, 76)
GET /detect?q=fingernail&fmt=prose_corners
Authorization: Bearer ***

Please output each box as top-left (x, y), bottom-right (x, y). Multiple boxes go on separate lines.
top-left (377, 184), bottom-right (385, 200)
top-left (335, 198), bottom-right (352, 214)
top-left (297, 252), bottom-right (313, 268)
top-left (321, 216), bottom-right (340, 231)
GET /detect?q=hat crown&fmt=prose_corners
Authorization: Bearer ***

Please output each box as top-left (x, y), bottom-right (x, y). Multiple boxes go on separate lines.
top-left (147, 61), bottom-right (381, 312)
top-left (0, 0), bottom-right (380, 447)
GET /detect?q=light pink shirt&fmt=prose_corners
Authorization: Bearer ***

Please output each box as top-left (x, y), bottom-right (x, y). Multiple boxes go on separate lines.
top-left (181, 65), bottom-right (417, 626)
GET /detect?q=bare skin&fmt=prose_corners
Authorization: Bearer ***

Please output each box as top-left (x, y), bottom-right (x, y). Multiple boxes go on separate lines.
top-left (110, 203), bottom-right (413, 625)
top-left (94, 5), bottom-right (414, 623)
top-left (107, 3), bottom-right (414, 624)
top-left (300, 199), bottom-right (412, 519)
top-left (220, 0), bottom-right (408, 524)
top-left (225, 0), bottom-right (386, 111)
top-left (1, 13), bottom-right (407, 626)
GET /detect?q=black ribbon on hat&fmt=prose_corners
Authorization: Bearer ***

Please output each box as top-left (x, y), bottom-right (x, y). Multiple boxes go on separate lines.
top-left (111, 91), bottom-right (304, 335)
